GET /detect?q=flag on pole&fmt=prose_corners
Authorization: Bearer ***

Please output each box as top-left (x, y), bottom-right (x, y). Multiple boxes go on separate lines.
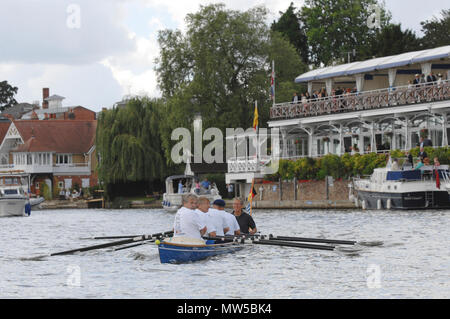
top-left (253, 102), bottom-right (258, 131)
top-left (246, 179), bottom-right (257, 216)
top-left (270, 60), bottom-right (275, 106)
top-left (270, 70), bottom-right (275, 100)
top-left (435, 169), bottom-right (441, 189)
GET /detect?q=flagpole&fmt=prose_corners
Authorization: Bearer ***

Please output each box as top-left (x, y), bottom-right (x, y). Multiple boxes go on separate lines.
top-left (272, 60), bottom-right (275, 108)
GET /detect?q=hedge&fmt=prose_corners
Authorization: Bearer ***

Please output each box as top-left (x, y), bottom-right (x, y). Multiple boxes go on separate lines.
top-left (265, 146), bottom-right (450, 181)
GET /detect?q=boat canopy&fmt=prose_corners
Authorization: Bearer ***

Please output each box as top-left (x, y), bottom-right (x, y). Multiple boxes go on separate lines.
top-left (165, 175), bottom-right (195, 183)
top-left (295, 45), bottom-right (450, 83)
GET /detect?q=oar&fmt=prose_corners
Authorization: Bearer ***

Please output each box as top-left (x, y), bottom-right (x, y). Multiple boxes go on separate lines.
top-left (206, 234), bottom-right (382, 247)
top-left (80, 235), bottom-right (143, 240)
top-left (265, 234), bottom-right (356, 245)
top-left (32, 231), bottom-right (173, 258)
top-left (204, 236), bottom-right (334, 251)
top-left (81, 230), bottom-right (174, 240)
top-left (244, 238), bottom-right (336, 251)
top-left (239, 238), bottom-right (365, 254)
top-left (265, 235), bottom-right (383, 247)
top-left (113, 239), bottom-right (159, 251)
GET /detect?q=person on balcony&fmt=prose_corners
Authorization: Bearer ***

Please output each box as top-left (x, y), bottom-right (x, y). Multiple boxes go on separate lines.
top-left (413, 74), bottom-right (421, 86)
top-left (426, 73), bottom-right (437, 84)
top-left (292, 92), bottom-right (299, 104)
top-left (418, 137), bottom-right (432, 148)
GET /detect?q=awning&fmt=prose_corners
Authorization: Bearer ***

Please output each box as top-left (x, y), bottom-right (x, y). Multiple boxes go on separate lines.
top-left (295, 45), bottom-right (450, 83)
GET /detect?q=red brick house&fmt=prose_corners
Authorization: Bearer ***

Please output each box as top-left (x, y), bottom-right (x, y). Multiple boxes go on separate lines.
top-left (0, 120), bottom-right (98, 196)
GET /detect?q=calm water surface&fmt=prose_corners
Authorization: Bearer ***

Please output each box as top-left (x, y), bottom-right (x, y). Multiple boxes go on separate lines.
top-left (0, 208), bottom-right (449, 298)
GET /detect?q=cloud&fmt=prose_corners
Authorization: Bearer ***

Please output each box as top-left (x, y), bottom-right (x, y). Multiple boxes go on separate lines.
top-left (1, 62), bottom-right (123, 112)
top-left (0, 0), bottom-right (135, 64)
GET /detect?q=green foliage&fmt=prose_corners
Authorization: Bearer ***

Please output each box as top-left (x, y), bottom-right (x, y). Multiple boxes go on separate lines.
top-left (369, 24), bottom-right (422, 57)
top-left (271, 2), bottom-right (309, 64)
top-left (264, 147), bottom-right (449, 181)
top-left (40, 182), bottom-right (52, 201)
top-left (155, 3), bottom-right (307, 147)
top-left (0, 80), bottom-right (18, 111)
top-left (300, 0), bottom-right (391, 66)
top-left (96, 98), bottom-right (168, 185)
top-left (420, 9), bottom-right (450, 48)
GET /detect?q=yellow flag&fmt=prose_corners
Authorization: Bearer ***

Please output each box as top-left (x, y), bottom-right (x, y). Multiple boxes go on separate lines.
top-left (253, 103), bottom-right (258, 131)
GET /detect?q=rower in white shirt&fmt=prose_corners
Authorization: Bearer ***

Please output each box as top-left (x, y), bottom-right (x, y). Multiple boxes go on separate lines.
top-left (205, 199), bottom-right (229, 237)
top-left (173, 194), bottom-right (207, 240)
top-left (195, 197), bottom-right (216, 236)
top-left (212, 199), bottom-right (240, 236)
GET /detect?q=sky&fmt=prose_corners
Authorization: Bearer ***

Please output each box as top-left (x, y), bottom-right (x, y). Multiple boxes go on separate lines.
top-left (0, 0), bottom-right (448, 112)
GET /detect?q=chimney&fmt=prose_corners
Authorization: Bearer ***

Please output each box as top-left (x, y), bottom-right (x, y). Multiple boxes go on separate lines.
top-left (42, 88), bottom-right (49, 109)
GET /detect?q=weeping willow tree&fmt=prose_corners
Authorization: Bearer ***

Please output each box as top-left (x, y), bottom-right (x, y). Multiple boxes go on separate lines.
top-left (96, 98), bottom-right (169, 196)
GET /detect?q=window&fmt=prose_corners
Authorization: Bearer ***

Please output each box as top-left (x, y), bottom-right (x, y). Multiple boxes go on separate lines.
top-left (56, 154), bottom-right (72, 165)
top-left (82, 178), bottom-right (90, 188)
top-left (64, 179), bottom-right (72, 190)
top-left (58, 181), bottom-right (64, 189)
top-left (35, 183), bottom-right (40, 189)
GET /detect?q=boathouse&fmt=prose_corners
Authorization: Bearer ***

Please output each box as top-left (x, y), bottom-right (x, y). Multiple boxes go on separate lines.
top-left (226, 45), bottom-right (450, 196)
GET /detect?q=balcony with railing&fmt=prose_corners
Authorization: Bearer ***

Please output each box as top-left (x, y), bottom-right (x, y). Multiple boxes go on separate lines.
top-left (270, 80), bottom-right (450, 120)
top-left (227, 155), bottom-right (272, 174)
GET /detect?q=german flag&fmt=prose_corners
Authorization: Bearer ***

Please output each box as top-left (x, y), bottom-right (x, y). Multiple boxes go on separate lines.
top-left (247, 179), bottom-right (257, 215)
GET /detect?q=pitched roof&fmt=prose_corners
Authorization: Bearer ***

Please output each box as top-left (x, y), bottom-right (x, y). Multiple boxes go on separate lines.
top-left (1, 103), bottom-right (39, 119)
top-left (11, 120), bottom-right (97, 153)
top-left (0, 122), bottom-right (11, 143)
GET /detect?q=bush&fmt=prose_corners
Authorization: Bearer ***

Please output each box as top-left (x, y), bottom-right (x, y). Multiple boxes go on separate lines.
top-left (263, 147), bottom-right (449, 181)
top-left (40, 182), bottom-right (52, 200)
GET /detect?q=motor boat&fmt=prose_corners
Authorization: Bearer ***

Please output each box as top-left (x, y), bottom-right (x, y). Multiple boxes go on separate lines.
top-left (162, 175), bottom-right (222, 212)
top-left (354, 163), bottom-right (450, 210)
top-left (0, 173), bottom-right (31, 217)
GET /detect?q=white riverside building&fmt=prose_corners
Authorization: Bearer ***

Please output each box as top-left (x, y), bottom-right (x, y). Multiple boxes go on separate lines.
top-left (226, 45), bottom-right (450, 197)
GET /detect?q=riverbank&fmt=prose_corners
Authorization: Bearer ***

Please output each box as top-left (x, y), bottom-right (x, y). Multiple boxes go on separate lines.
top-left (38, 199), bottom-right (355, 210)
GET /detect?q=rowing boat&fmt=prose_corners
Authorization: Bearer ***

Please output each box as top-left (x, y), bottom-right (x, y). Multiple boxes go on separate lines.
top-left (158, 237), bottom-right (243, 264)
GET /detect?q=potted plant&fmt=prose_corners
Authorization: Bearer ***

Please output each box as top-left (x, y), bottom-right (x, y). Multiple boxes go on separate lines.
top-left (322, 137), bottom-right (330, 142)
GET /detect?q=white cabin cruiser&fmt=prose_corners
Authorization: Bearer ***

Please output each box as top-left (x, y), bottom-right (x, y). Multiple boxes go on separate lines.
top-left (162, 175), bottom-right (222, 212)
top-left (0, 173), bottom-right (31, 217)
top-left (354, 164), bottom-right (450, 210)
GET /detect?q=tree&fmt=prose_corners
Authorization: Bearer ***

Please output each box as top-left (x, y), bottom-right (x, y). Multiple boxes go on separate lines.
top-left (96, 98), bottom-right (167, 186)
top-left (271, 2), bottom-right (309, 64)
top-left (269, 31), bottom-right (308, 103)
top-left (155, 4), bottom-right (307, 161)
top-left (300, 0), bottom-right (391, 66)
top-left (0, 81), bottom-right (18, 111)
top-left (420, 9), bottom-right (450, 48)
top-left (369, 24), bottom-right (422, 57)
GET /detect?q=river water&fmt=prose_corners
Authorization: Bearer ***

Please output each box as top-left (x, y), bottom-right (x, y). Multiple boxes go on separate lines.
top-left (0, 208), bottom-right (449, 299)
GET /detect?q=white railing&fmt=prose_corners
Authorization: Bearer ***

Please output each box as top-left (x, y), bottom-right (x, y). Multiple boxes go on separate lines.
top-left (270, 79), bottom-right (450, 120)
top-left (227, 156), bottom-right (272, 173)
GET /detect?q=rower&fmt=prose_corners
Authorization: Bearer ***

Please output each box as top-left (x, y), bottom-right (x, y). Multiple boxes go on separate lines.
top-left (195, 197), bottom-right (216, 236)
top-left (232, 197), bottom-right (257, 235)
top-left (196, 197), bottom-right (227, 237)
top-left (212, 199), bottom-right (240, 236)
top-left (173, 194), bottom-right (207, 240)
